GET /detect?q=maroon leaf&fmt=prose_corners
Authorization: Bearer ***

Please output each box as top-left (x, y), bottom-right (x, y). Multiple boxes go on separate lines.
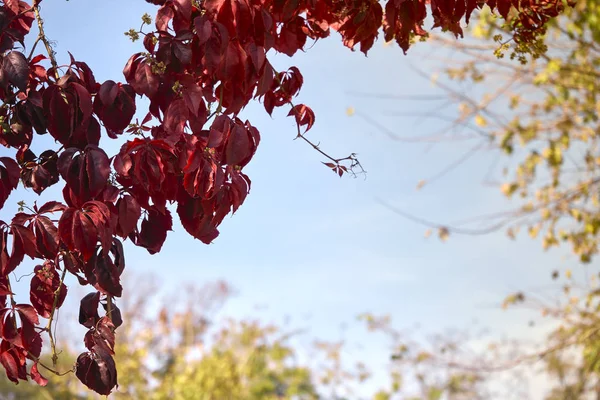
top-left (58, 201), bottom-right (112, 261)
top-left (116, 195), bottom-right (141, 238)
top-left (0, 310), bottom-right (18, 343)
top-left (84, 316), bottom-right (116, 355)
top-left (79, 292), bottom-right (101, 329)
top-left (102, 302), bottom-right (123, 329)
top-left (75, 346), bottom-right (118, 396)
top-left (30, 362), bottom-right (48, 386)
top-left (93, 81), bottom-right (136, 135)
top-left (20, 151), bottom-right (60, 195)
top-left (2, 51), bottom-right (28, 91)
top-left (30, 262), bottom-right (67, 318)
top-left (58, 145), bottom-right (110, 202)
top-left (84, 244), bottom-right (123, 298)
top-left (135, 209), bottom-right (172, 254)
top-left (3, 224), bottom-right (37, 276)
top-left (0, 157), bottom-right (20, 209)
top-left (32, 216), bottom-right (59, 259)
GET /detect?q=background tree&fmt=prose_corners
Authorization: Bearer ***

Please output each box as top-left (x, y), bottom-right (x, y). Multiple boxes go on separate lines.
top-left (347, 1), bottom-right (600, 398)
top-left (369, 0), bottom-right (600, 262)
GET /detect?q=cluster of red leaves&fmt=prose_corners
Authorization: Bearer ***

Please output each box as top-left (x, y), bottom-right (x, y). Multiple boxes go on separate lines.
top-left (0, 0), bottom-right (571, 395)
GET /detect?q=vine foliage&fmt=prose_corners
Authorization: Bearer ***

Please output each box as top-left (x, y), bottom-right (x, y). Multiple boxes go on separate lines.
top-left (0, 0), bottom-right (571, 395)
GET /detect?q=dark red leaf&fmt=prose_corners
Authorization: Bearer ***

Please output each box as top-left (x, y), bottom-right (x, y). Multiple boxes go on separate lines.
top-left (0, 157), bottom-right (20, 209)
top-left (79, 292), bottom-right (101, 329)
top-left (84, 247), bottom-right (123, 297)
top-left (2, 51), bottom-right (28, 91)
top-left (102, 302), bottom-right (123, 329)
top-left (30, 263), bottom-right (67, 318)
top-left (116, 195), bottom-right (141, 238)
top-left (135, 209), bottom-right (172, 254)
top-left (93, 81), bottom-right (136, 135)
top-left (32, 216), bottom-right (59, 259)
top-left (75, 346), bottom-right (118, 396)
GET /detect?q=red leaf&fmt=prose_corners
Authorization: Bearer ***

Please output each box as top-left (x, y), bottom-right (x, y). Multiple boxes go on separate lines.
top-left (337, 0), bottom-right (383, 54)
top-left (0, 344), bottom-right (20, 384)
top-left (15, 304), bottom-right (39, 326)
top-left (58, 207), bottom-right (97, 261)
top-left (4, 224), bottom-right (38, 276)
top-left (38, 201), bottom-right (67, 214)
top-left (30, 263), bottom-right (67, 318)
top-left (124, 55), bottom-right (159, 98)
top-left (30, 362), bottom-right (48, 386)
top-left (287, 104), bottom-right (315, 133)
top-left (4, 0), bottom-right (20, 13)
top-left (164, 98), bottom-right (188, 136)
top-left (276, 17), bottom-right (308, 56)
top-left (58, 201), bottom-right (112, 261)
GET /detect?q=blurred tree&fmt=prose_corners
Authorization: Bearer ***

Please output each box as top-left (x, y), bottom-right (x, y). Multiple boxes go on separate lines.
top-left (360, 0), bottom-right (600, 263)
top-left (2, 273), bottom-right (598, 400)
top-left (345, 2), bottom-right (600, 398)
top-left (0, 278), bottom-right (320, 399)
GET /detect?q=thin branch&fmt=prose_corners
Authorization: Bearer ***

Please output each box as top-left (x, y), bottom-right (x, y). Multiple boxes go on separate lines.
top-left (33, 3), bottom-right (59, 80)
top-left (45, 265), bottom-right (68, 367)
top-left (272, 68), bottom-right (365, 177)
top-left (27, 35), bottom-right (42, 61)
top-left (106, 295), bottom-right (113, 322)
top-left (376, 197), bottom-right (514, 236)
top-left (417, 142), bottom-right (487, 189)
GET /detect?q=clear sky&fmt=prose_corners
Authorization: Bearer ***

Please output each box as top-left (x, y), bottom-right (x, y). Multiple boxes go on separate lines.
top-left (1, 1), bottom-right (586, 398)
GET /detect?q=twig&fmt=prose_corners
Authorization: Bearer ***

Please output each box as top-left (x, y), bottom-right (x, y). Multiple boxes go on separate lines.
top-left (106, 295), bottom-right (113, 322)
top-left (27, 35), bottom-right (42, 61)
top-left (33, 2), bottom-right (59, 80)
top-left (45, 265), bottom-right (68, 367)
top-left (272, 68), bottom-right (365, 177)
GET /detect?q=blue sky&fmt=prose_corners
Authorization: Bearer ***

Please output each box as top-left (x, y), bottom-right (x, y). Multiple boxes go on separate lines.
top-left (1, 1), bottom-right (588, 397)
